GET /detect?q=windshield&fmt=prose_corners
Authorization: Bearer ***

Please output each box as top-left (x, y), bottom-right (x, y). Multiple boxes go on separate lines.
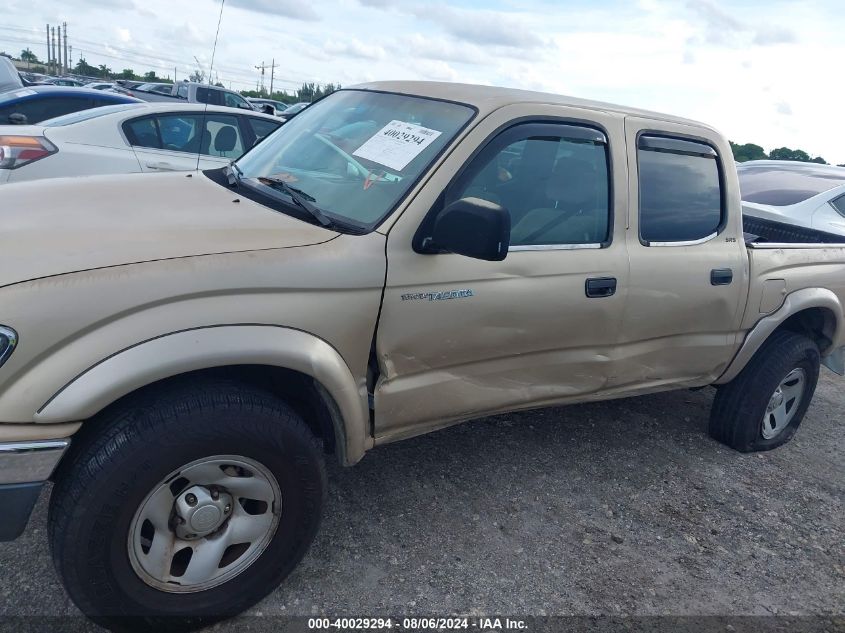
top-left (234, 90), bottom-right (474, 230)
top-left (739, 163), bottom-right (845, 206)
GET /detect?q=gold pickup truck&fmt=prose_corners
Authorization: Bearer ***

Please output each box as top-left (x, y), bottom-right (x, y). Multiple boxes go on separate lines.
top-left (1, 81), bottom-right (843, 629)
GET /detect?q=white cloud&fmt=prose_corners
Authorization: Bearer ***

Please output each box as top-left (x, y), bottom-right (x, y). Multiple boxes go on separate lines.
top-left (225, 0), bottom-right (319, 21)
top-left (323, 37), bottom-right (386, 61)
top-left (415, 59), bottom-right (458, 82)
top-left (1, 0), bottom-right (842, 163)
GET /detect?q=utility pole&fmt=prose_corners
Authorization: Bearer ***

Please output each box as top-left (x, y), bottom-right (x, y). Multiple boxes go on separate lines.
top-left (269, 58), bottom-right (276, 96)
top-left (57, 25), bottom-right (62, 74)
top-left (51, 27), bottom-right (57, 75)
top-left (63, 23), bottom-right (69, 75)
top-left (45, 25), bottom-right (51, 74)
top-left (254, 61), bottom-right (266, 93)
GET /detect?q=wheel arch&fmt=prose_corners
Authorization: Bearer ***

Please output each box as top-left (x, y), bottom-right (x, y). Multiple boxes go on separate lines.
top-left (715, 287), bottom-right (843, 384)
top-left (36, 325), bottom-right (372, 465)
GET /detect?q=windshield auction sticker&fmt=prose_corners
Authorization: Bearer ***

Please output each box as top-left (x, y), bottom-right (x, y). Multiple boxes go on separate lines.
top-left (352, 120), bottom-right (442, 171)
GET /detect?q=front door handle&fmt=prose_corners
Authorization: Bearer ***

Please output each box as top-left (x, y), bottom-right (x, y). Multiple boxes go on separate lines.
top-left (585, 277), bottom-right (617, 298)
top-left (145, 161), bottom-right (175, 171)
top-left (711, 268), bottom-right (733, 286)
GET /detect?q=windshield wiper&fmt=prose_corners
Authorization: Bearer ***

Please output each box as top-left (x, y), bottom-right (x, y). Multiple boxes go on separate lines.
top-left (255, 176), bottom-right (334, 228)
top-left (225, 162), bottom-right (243, 187)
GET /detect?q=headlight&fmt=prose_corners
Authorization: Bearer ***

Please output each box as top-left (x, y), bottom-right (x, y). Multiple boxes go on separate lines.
top-left (0, 326), bottom-right (17, 368)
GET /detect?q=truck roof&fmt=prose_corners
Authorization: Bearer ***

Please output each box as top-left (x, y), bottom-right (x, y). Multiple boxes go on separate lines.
top-left (350, 80), bottom-right (716, 131)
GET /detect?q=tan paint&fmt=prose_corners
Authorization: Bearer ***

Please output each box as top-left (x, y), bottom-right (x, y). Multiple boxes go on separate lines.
top-left (37, 326), bottom-right (372, 465)
top-left (0, 80), bottom-right (842, 465)
top-left (0, 422), bottom-right (80, 442)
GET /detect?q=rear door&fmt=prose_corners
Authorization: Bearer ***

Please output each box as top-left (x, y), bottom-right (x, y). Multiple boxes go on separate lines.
top-left (617, 116), bottom-right (748, 387)
top-left (374, 104), bottom-right (630, 442)
top-left (124, 112), bottom-right (246, 172)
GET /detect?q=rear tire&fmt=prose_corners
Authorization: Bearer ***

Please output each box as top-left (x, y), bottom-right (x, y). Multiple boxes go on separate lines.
top-left (710, 330), bottom-right (820, 452)
top-left (49, 380), bottom-right (326, 631)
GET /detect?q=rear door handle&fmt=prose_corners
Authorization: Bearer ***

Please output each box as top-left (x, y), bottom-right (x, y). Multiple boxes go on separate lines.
top-left (711, 268), bottom-right (733, 286)
top-left (585, 277), bottom-right (617, 298)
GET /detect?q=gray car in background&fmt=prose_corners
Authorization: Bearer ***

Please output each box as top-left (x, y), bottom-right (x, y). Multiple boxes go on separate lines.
top-left (739, 161), bottom-right (845, 238)
top-left (0, 56), bottom-right (24, 93)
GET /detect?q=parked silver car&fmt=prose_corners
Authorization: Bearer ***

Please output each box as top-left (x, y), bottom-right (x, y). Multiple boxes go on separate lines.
top-left (739, 161), bottom-right (845, 237)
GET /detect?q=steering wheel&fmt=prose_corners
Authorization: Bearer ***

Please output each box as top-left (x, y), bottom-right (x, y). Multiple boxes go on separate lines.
top-left (314, 133), bottom-right (370, 180)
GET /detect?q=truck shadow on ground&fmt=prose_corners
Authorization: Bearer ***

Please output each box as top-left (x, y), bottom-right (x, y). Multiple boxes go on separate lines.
top-left (269, 382), bottom-right (842, 616)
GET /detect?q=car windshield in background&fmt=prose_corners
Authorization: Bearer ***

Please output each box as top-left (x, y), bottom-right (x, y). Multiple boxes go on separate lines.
top-left (234, 90), bottom-right (474, 230)
top-left (739, 163), bottom-right (845, 206)
top-left (41, 103), bottom-right (145, 127)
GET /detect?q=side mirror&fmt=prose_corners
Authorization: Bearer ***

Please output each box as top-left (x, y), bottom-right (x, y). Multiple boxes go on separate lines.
top-left (9, 112), bottom-right (27, 125)
top-left (425, 197), bottom-right (510, 261)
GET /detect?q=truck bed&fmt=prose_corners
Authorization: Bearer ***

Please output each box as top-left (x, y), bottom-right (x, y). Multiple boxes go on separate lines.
top-left (743, 214), bottom-right (845, 245)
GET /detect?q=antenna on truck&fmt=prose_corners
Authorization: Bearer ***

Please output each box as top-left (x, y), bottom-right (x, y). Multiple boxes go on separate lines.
top-left (196, 0), bottom-right (226, 172)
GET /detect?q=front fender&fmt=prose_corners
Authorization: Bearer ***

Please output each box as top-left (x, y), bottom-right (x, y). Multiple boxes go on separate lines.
top-left (715, 287), bottom-right (844, 384)
top-left (36, 325), bottom-right (372, 465)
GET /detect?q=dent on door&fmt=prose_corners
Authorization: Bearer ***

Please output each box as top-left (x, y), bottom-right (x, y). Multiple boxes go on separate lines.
top-left (372, 105), bottom-right (631, 444)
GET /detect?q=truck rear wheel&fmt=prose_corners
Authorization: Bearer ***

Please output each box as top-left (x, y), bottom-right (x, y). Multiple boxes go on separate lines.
top-left (710, 330), bottom-right (820, 452)
top-left (48, 379), bottom-right (326, 631)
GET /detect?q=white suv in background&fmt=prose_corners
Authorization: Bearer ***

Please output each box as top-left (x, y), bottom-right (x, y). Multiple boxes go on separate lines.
top-left (0, 102), bottom-right (281, 184)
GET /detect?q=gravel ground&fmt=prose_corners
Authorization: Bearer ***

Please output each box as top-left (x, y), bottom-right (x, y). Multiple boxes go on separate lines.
top-left (1, 372), bottom-right (843, 630)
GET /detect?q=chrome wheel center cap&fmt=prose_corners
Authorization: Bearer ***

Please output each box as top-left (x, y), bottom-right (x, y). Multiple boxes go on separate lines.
top-left (767, 388), bottom-right (784, 412)
top-left (173, 484), bottom-right (233, 539)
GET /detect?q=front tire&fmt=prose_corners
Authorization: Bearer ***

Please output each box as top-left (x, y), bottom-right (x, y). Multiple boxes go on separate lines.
top-left (49, 380), bottom-right (326, 631)
top-left (710, 330), bottom-right (820, 452)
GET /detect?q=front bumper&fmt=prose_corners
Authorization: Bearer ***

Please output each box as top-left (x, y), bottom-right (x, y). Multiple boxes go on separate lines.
top-left (0, 439), bottom-right (68, 540)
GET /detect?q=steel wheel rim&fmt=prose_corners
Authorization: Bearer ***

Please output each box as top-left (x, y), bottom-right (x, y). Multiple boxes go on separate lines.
top-left (761, 368), bottom-right (806, 440)
top-left (128, 455), bottom-right (281, 593)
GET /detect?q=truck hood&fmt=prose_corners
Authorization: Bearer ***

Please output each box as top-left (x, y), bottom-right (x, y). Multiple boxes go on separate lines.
top-left (0, 171), bottom-right (336, 288)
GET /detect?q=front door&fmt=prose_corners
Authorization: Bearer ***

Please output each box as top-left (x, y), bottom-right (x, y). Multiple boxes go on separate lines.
top-left (374, 107), bottom-right (630, 443)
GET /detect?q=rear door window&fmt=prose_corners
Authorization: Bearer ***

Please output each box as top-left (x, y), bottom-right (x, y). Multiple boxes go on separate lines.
top-left (125, 113), bottom-right (245, 159)
top-left (195, 87), bottom-right (223, 106)
top-left (637, 135), bottom-right (723, 244)
top-left (223, 91), bottom-right (248, 109)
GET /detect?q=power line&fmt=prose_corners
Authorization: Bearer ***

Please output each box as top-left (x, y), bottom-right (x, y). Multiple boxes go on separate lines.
top-left (0, 27), bottom-right (336, 92)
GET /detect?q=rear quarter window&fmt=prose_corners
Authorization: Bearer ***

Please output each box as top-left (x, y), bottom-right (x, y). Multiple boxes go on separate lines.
top-left (247, 117), bottom-right (281, 142)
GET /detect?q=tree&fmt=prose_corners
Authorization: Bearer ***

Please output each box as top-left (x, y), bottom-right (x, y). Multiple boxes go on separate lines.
top-left (119, 68), bottom-right (136, 79)
top-left (143, 70), bottom-right (159, 81)
top-left (97, 64), bottom-right (112, 79)
top-left (74, 57), bottom-right (98, 76)
top-left (730, 142), bottom-right (767, 163)
top-left (20, 48), bottom-right (39, 64)
top-left (189, 69), bottom-right (205, 83)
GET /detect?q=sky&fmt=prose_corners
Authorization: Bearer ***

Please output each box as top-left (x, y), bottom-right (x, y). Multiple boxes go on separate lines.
top-left (2, 0), bottom-right (843, 164)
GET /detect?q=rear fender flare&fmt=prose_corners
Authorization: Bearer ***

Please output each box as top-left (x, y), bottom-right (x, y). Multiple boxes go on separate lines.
top-left (715, 288), bottom-right (843, 384)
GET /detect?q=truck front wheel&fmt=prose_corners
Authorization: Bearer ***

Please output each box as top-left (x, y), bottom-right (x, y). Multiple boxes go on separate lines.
top-left (48, 380), bottom-right (326, 631)
top-left (710, 330), bottom-right (820, 452)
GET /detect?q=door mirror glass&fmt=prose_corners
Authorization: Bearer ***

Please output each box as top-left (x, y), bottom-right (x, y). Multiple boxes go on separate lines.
top-left (427, 197), bottom-right (511, 261)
